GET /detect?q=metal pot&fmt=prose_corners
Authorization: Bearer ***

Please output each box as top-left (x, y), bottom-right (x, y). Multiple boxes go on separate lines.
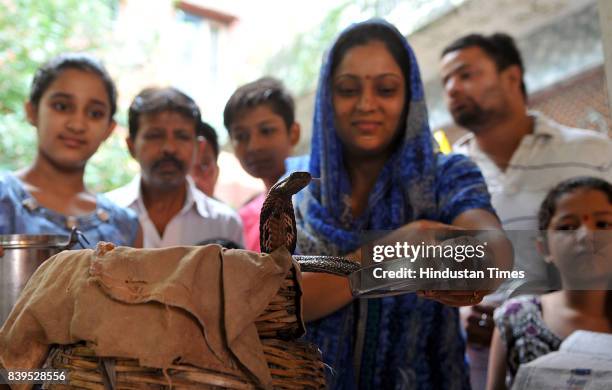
top-left (0, 230), bottom-right (78, 326)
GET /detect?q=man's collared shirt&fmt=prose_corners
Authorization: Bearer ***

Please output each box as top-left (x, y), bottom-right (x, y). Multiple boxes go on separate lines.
top-left (454, 111), bottom-right (612, 294)
top-left (454, 111), bottom-right (612, 229)
top-left (106, 175), bottom-right (244, 248)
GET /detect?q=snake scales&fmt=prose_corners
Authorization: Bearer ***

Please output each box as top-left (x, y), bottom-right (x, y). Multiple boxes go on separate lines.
top-left (259, 171), bottom-right (360, 276)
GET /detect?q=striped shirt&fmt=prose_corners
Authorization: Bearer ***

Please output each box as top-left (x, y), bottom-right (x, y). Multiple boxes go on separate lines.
top-left (454, 111), bottom-right (612, 294)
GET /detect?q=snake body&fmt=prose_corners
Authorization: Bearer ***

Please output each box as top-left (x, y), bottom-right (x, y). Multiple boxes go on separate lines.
top-left (260, 172), bottom-right (360, 276)
top-left (293, 255), bottom-right (361, 276)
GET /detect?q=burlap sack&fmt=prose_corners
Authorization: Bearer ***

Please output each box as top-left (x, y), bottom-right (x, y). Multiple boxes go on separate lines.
top-left (0, 243), bottom-right (294, 389)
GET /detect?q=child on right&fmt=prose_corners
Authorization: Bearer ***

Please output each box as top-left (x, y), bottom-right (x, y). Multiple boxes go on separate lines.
top-left (223, 77), bottom-right (300, 251)
top-left (487, 176), bottom-right (612, 390)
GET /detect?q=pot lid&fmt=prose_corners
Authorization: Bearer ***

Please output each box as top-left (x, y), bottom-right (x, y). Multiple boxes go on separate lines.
top-left (0, 234), bottom-right (72, 249)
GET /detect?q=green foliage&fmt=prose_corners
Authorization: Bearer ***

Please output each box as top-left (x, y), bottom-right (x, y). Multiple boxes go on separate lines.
top-left (0, 0), bottom-right (137, 192)
top-left (0, 113), bottom-right (37, 172)
top-left (0, 0), bottom-right (113, 113)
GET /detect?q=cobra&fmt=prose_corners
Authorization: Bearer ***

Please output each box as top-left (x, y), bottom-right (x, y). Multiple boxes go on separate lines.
top-left (259, 171), bottom-right (360, 276)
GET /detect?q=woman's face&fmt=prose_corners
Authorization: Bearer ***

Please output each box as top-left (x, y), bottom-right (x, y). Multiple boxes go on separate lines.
top-left (332, 40), bottom-right (406, 159)
top-left (545, 188), bottom-right (612, 287)
top-left (26, 68), bottom-right (115, 171)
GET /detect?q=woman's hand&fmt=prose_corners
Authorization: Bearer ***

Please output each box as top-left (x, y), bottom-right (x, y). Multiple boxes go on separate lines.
top-left (386, 212), bottom-right (511, 307)
top-left (368, 219), bottom-right (485, 305)
top-left (418, 290), bottom-right (488, 307)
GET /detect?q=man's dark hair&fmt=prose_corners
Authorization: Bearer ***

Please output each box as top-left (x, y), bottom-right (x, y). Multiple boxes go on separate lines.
top-left (128, 87), bottom-right (201, 139)
top-left (223, 77), bottom-right (295, 131)
top-left (197, 121), bottom-right (219, 159)
top-left (441, 33), bottom-right (527, 99)
top-left (30, 52), bottom-right (117, 119)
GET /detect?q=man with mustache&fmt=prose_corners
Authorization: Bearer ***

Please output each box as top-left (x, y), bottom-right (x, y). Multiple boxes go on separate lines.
top-left (440, 33), bottom-right (612, 390)
top-left (223, 77), bottom-right (300, 251)
top-left (107, 87), bottom-right (243, 248)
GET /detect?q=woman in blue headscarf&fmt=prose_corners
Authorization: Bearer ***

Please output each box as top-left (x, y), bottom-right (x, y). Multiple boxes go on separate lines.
top-left (295, 20), bottom-right (510, 389)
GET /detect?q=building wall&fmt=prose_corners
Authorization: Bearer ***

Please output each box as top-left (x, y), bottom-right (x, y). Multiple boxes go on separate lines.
top-left (293, 90), bottom-right (316, 156)
top-left (111, 0), bottom-right (237, 135)
top-left (530, 66), bottom-right (611, 136)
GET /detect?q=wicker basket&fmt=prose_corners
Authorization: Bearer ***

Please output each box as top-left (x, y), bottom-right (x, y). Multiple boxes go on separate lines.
top-left (46, 338), bottom-right (325, 390)
top-left (43, 265), bottom-right (320, 389)
top-left (254, 268), bottom-right (303, 340)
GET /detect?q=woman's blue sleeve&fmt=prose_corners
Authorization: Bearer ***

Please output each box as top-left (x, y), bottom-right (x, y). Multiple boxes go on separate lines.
top-left (435, 153), bottom-right (497, 224)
